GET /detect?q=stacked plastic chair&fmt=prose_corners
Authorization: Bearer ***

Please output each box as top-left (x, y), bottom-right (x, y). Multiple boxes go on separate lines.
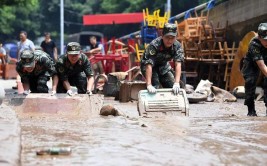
top-left (141, 8), bottom-right (158, 45)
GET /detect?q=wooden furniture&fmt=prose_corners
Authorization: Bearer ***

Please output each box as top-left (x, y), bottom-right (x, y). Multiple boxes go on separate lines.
top-left (198, 40), bottom-right (226, 87)
top-left (0, 54), bottom-right (17, 79)
top-left (4, 63), bottom-right (18, 79)
top-left (210, 21), bottom-right (228, 42)
top-left (183, 40), bottom-right (200, 87)
top-left (177, 18), bottom-right (201, 41)
top-left (221, 42), bottom-right (238, 90)
top-left (119, 81), bottom-right (146, 102)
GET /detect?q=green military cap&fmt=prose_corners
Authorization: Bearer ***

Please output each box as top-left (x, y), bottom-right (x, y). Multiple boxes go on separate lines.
top-left (20, 50), bottom-right (35, 68)
top-left (163, 23), bottom-right (177, 37)
top-left (67, 42), bottom-right (81, 55)
top-left (258, 23), bottom-right (267, 40)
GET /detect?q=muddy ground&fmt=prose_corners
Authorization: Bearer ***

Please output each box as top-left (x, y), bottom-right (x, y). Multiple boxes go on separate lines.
top-left (1, 79), bottom-right (267, 166)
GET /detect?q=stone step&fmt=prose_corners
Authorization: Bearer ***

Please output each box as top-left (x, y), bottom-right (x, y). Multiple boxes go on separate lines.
top-left (10, 93), bottom-right (104, 117)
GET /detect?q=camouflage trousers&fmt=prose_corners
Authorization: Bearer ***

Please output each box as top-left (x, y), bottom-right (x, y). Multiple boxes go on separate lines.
top-left (57, 72), bottom-right (87, 94)
top-left (141, 66), bottom-right (175, 89)
top-left (26, 75), bottom-right (50, 93)
top-left (244, 75), bottom-right (267, 107)
top-left (92, 61), bottom-right (104, 75)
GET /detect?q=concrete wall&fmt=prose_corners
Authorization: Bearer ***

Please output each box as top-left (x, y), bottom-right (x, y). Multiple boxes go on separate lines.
top-left (208, 0), bottom-right (267, 43)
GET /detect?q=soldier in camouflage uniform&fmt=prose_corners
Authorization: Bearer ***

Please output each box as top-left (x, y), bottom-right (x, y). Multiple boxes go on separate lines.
top-left (56, 42), bottom-right (94, 96)
top-left (241, 23), bottom-right (267, 116)
top-left (141, 23), bottom-right (184, 95)
top-left (16, 50), bottom-right (58, 95)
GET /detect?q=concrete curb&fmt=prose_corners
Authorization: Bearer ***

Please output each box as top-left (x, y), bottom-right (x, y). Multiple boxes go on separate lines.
top-left (0, 104), bottom-right (21, 166)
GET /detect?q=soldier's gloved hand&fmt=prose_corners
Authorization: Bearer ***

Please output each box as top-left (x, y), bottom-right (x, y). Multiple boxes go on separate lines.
top-left (147, 85), bottom-right (157, 94)
top-left (86, 90), bottom-right (92, 96)
top-left (50, 90), bottom-right (56, 96)
top-left (23, 90), bottom-right (30, 95)
top-left (66, 89), bottom-right (74, 96)
top-left (172, 82), bottom-right (180, 95)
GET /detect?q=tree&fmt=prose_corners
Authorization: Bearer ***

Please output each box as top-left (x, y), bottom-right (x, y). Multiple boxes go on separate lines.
top-left (0, 0), bottom-right (39, 42)
top-left (0, 0), bottom-right (37, 7)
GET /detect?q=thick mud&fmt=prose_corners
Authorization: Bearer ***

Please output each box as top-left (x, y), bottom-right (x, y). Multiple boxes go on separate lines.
top-left (16, 98), bottom-right (267, 166)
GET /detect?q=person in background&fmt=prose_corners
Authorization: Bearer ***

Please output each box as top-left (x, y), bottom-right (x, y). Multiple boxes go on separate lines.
top-left (85, 36), bottom-right (105, 75)
top-left (241, 23), bottom-right (267, 116)
top-left (56, 42), bottom-right (94, 96)
top-left (40, 32), bottom-right (58, 62)
top-left (0, 42), bottom-right (6, 55)
top-left (0, 42), bottom-right (7, 63)
top-left (16, 50), bottom-right (58, 95)
top-left (13, 31), bottom-right (35, 89)
top-left (17, 31), bottom-right (35, 60)
top-left (140, 23), bottom-right (184, 95)
top-left (86, 36), bottom-right (105, 55)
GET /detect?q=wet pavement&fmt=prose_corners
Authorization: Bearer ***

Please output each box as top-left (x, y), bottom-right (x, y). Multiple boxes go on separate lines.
top-left (1, 79), bottom-right (267, 165)
top-left (0, 103), bottom-right (21, 166)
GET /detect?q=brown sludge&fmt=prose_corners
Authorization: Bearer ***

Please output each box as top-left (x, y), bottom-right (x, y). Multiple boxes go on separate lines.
top-left (100, 105), bottom-right (121, 116)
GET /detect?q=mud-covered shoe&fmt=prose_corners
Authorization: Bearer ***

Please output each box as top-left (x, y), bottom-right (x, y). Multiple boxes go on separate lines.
top-left (247, 110), bottom-right (257, 116)
top-left (247, 109), bottom-right (253, 116)
top-left (250, 112), bottom-right (257, 116)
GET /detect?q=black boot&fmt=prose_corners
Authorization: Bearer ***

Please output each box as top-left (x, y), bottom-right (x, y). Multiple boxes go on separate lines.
top-left (250, 110), bottom-right (257, 116)
top-left (247, 105), bottom-right (257, 116)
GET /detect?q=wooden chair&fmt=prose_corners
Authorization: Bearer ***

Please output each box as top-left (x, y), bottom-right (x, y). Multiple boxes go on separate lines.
top-left (183, 40), bottom-right (200, 87)
top-left (177, 21), bottom-right (186, 42)
top-left (210, 20), bottom-right (228, 42)
top-left (184, 18), bottom-right (200, 40)
top-left (200, 22), bottom-right (214, 42)
top-left (221, 41), bottom-right (238, 90)
top-left (199, 9), bottom-right (210, 25)
top-left (198, 41), bottom-right (226, 87)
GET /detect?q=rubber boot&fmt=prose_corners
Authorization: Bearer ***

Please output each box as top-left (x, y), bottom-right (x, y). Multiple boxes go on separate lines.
top-left (247, 104), bottom-right (257, 116)
top-left (250, 110), bottom-right (257, 116)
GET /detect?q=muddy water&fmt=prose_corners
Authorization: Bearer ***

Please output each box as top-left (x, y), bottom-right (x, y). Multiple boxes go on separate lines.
top-left (18, 99), bottom-right (267, 166)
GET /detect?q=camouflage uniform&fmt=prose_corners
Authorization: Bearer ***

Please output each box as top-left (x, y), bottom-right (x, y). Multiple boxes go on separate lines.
top-left (16, 50), bottom-right (57, 93)
top-left (56, 53), bottom-right (94, 94)
top-left (241, 36), bottom-right (267, 115)
top-left (141, 37), bottom-right (184, 88)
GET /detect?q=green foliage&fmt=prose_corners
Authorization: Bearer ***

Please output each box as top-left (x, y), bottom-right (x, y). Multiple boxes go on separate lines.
top-left (0, 0), bottom-right (38, 7)
top-left (0, 6), bottom-right (16, 34)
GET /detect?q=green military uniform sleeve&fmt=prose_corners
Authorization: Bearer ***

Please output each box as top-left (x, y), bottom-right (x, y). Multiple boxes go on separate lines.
top-left (16, 62), bottom-right (29, 83)
top-left (173, 41), bottom-right (184, 62)
top-left (40, 55), bottom-right (57, 76)
top-left (81, 54), bottom-right (94, 77)
top-left (141, 45), bottom-right (157, 66)
top-left (250, 44), bottom-right (263, 61)
top-left (56, 57), bottom-right (69, 81)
